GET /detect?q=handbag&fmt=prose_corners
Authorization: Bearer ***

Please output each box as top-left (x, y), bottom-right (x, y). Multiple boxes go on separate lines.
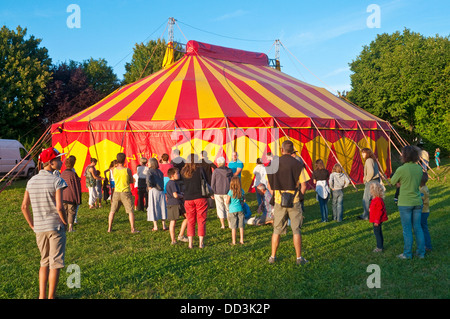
top-left (200, 169), bottom-right (214, 198)
top-left (280, 188), bottom-right (299, 208)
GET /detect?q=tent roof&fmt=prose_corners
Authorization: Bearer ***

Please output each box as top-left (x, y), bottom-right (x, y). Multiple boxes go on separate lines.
top-left (58, 40), bottom-right (388, 131)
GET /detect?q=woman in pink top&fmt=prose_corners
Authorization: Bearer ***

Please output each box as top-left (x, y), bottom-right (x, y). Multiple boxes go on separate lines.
top-left (159, 153), bottom-right (173, 193)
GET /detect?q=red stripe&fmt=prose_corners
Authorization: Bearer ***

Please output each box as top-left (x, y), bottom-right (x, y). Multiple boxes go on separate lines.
top-left (175, 57), bottom-right (199, 120)
top-left (99, 62), bottom-right (183, 121)
top-left (262, 67), bottom-right (379, 121)
top-left (235, 63), bottom-right (343, 119)
top-left (128, 58), bottom-right (190, 121)
top-left (68, 70), bottom-right (168, 122)
top-left (196, 58), bottom-right (248, 118)
top-left (203, 58), bottom-right (289, 117)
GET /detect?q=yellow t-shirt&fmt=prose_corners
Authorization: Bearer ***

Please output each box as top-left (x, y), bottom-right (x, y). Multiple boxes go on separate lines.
top-left (113, 167), bottom-right (131, 193)
top-left (274, 168), bottom-right (310, 204)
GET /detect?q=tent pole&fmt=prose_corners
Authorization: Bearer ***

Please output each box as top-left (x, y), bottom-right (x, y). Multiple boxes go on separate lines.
top-left (88, 120), bottom-right (101, 171)
top-left (120, 118), bottom-right (129, 152)
top-left (335, 119), bottom-right (362, 152)
top-left (174, 120), bottom-right (199, 157)
top-left (226, 117), bottom-right (266, 162)
top-left (224, 116), bottom-right (236, 158)
top-left (373, 121), bottom-right (402, 156)
top-left (355, 121), bottom-right (392, 186)
top-left (63, 130), bottom-right (84, 159)
top-left (127, 121), bottom-right (144, 158)
top-left (0, 125), bottom-right (51, 184)
top-left (386, 123), bottom-right (439, 180)
top-left (389, 124), bottom-right (408, 148)
top-left (310, 118), bottom-right (358, 190)
top-left (334, 119), bottom-right (365, 180)
top-left (0, 126), bottom-right (52, 193)
top-left (272, 117), bottom-right (313, 176)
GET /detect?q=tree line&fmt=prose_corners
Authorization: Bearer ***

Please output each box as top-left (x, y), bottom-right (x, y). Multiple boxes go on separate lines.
top-left (0, 25), bottom-right (448, 154)
top-left (0, 25), bottom-right (182, 146)
top-left (344, 28), bottom-right (449, 155)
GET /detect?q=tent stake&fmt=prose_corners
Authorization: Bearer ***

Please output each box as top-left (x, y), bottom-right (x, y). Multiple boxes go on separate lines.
top-left (356, 121), bottom-right (392, 186)
top-left (310, 118), bottom-right (357, 190)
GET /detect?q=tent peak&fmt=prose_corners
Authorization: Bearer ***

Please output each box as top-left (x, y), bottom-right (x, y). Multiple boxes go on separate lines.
top-left (185, 40), bottom-right (269, 66)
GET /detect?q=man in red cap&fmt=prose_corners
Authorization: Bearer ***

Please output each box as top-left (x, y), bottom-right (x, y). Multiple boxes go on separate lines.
top-left (21, 147), bottom-right (68, 299)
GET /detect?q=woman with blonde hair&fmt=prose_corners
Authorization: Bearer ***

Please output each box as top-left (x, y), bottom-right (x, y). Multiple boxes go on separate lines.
top-left (226, 176), bottom-right (246, 245)
top-left (369, 182), bottom-right (388, 252)
top-left (329, 163), bottom-right (350, 222)
top-left (358, 148), bottom-right (380, 220)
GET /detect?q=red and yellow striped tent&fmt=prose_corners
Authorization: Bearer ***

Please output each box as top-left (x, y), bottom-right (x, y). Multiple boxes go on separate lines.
top-left (52, 40), bottom-right (392, 191)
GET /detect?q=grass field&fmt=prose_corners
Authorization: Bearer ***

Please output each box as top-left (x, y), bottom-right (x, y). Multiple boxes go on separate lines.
top-left (0, 160), bottom-right (448, 299)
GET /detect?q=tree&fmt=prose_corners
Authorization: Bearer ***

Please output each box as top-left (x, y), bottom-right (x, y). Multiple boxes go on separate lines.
top-left (82, 58), bottom-right (120, 96)
top-left (0, 26), bottom-right (52, 139)
top-left (347, 29), bottom-right (450, 152)
top-left (123, 39), bottom-right (183, 84)
top-left (42, 59), bottom-right (120, 125)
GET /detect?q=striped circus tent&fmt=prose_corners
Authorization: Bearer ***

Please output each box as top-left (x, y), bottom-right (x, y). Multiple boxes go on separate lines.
top-left (52, 40), bottom-right (392, 192)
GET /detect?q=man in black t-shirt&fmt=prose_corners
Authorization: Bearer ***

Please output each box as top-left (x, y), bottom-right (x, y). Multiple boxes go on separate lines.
top-left (267, 140), bottom-right (310, 265)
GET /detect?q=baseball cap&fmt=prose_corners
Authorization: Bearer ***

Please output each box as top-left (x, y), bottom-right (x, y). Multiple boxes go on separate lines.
top-left (39, 147), bottom-right (66, 163)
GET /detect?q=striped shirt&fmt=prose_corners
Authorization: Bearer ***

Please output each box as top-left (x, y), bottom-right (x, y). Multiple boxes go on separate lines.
top-left (26, 169), bottom-right (68, 233)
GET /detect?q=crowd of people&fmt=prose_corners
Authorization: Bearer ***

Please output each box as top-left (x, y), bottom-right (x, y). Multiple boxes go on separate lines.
top-left (20, 141), bottom-right (436, 298)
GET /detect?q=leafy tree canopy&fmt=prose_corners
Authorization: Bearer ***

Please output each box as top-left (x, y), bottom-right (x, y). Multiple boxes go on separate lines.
top-left (347, 28), bottom-right (450, 153)
top-left (123, 39), bottom-right (183, 84)
top-left (0, 25), bottom-right (52, 139)
top-left (42, 58), bottom-right (120, 125)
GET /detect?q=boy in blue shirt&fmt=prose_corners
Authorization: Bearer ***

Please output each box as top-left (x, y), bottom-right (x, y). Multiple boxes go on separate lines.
top-left (228, 152), bottom-right (244, 178)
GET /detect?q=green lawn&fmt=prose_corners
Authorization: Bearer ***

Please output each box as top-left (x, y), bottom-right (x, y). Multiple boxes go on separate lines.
top-left (0, 160), bottom-right (449, 299)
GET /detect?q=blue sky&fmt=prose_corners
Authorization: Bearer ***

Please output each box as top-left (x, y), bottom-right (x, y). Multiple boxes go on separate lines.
top-left (1, 0), bottom-right (448, 93)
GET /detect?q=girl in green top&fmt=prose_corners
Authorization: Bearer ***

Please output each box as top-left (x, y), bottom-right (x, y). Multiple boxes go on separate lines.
top-left (390, 146), bottom-right (425, 259)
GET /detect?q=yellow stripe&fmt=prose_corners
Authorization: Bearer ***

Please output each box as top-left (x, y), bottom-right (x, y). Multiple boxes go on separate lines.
top-left (251, 66), bottom-right (357, 119)
top-left (199, 57), bottom-right (271, 118)
top-left (219, 61), bottom-right (308, 118)
top-left (261, 66), bottom-right (376, 121)
top-left (53, 126), bottom-right (385, 134)
top-left (231, 63), bottom-right (331, 119)
top-left (193, 58), bottom-right (224, 119)
top-left (78, 68), bottom-right (168, 122)
top-left (109, 60), bottom-right (184, 121)
top-left (151, 57), bottom-right (192, 120)
top-left (315, 87), bottom-right (379, 121)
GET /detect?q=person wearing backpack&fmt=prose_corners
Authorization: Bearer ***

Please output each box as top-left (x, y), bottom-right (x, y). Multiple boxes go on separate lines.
top-left (266, 140), bottom-right (310, 265)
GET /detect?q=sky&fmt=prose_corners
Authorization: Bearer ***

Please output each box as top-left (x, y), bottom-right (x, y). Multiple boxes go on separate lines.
top-left (1, 0), bottom-right (449, 94)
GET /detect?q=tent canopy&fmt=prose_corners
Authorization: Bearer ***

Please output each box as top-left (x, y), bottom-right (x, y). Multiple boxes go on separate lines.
top-left (52, 40), bottom-right (392, 191)
top-left (57, 40), bottom-right (388, 131)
